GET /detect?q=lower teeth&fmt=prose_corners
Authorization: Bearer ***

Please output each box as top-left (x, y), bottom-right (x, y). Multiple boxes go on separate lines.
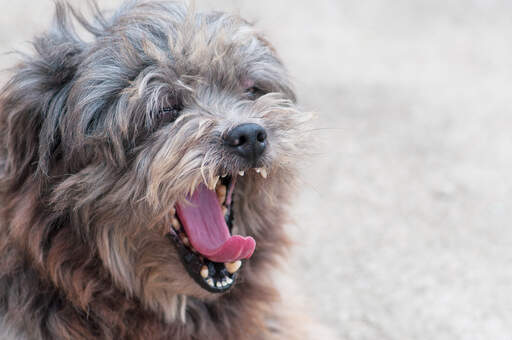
top-left (224, 261), bottom-right (242, 274)
top-left (171, 217), bottom-right (181, 231)
top-left (200, 266), bottom-right (209, 278)
top-left (199, 263), bottom-right (237, 290)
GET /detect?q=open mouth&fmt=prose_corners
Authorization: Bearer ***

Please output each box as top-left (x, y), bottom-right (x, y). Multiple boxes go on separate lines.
top-left (167, 172), bottom-right (263, 293)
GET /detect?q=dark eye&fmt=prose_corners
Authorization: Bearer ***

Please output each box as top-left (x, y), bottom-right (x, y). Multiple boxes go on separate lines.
top-left (157, 104), bottom-right (182, 123)
top-left (245, 86), bottom-right (266, 100)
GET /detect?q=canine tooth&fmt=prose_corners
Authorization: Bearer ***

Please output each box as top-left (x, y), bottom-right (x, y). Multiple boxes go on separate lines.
top-left (207, 278), bottom-right (214, 287)
top-left (171, 217), bottom-right (181, 231)
top-left (216, 185), bottom-right (227, 204)
top-left (216, 281), bottom-right (222, 288)
top-left (259, 168), bottom-right (267, 179)
top-left (238, 170), bottom-right (245, 176)
top-left (225, 260), bottom-right (242, 274)
top-left (255, 168), bottom-right (261, 173)
top-left (200, 266), bottom-right (209, 279)
top-left (221, 173), bottom-right (228, 178)
top-left (179, 233), bottom-right (189, 246)
top-left (226, 277), bottom-right (233, 284)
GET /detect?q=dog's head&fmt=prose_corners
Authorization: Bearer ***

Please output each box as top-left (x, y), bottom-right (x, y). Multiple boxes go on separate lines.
top-left (1, 1), bottom-right (311, 321)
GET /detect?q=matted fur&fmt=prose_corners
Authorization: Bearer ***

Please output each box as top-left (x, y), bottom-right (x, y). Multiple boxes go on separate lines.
top-left (0, 1), bottom-right (313, 339)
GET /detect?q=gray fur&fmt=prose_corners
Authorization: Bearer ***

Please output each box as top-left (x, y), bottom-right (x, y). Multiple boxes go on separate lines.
top-left (0, 1), bottom-right (313, 338)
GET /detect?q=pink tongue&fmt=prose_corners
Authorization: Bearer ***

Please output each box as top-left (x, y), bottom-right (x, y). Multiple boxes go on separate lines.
top-left (175, 183), bottom-right (256, 263)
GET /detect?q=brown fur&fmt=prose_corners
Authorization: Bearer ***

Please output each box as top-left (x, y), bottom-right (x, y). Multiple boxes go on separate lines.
top-left (0, 1), bottom-right (313, 339)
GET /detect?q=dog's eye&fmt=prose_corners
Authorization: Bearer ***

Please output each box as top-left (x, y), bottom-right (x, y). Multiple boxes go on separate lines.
top-left (245, 86), bottom-right (266, 100)
top-left (157, 105), bottom-right (182, 123)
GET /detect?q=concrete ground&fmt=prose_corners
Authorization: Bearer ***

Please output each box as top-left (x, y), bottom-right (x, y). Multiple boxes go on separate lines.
top-left (1, 1), bottom-right (512, 339)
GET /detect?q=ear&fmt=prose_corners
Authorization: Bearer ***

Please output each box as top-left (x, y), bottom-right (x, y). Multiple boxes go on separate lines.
top-left (0, 2), bottom-right (96, 191)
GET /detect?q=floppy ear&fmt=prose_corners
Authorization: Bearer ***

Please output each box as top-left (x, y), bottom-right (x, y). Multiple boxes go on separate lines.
top-left (0, 3), bottom-right (96, 191)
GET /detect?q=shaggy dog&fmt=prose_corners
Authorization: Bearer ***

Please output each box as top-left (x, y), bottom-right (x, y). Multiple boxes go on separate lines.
top-left (0, 1), bottom-right (313, 339)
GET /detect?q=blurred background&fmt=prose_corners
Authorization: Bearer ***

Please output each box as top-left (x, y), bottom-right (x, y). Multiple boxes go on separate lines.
top-left (1, 1), bottom-right (511, 339)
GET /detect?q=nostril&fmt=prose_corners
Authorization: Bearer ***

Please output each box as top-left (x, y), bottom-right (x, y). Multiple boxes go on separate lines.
top-left (256, 131), bottom-right (267, 143)
top-left (238, 135), bottom-right (247, 146)
top-left (228, 135), bottom-right (246, 147)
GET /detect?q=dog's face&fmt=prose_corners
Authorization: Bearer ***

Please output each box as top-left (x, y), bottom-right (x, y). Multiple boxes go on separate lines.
top-left (1, 1), bottom-right (311, 322)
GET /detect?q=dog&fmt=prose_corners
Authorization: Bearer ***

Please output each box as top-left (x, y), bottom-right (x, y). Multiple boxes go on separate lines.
top-left (0, 1), bottom-right (315, 339)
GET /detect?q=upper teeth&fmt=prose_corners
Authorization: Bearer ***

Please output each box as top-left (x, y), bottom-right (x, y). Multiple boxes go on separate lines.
top-left (230, 169), bottom-right (268, 179)
top-left (255, 168), bottom-right (267, 179)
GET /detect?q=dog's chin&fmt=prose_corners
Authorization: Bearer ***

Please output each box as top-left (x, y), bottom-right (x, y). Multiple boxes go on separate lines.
top-left (166, 169), bottom-right (267, 293)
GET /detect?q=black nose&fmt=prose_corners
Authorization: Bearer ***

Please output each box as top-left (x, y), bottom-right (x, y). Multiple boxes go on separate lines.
top-left (224, 123), bottom-right (267, 163)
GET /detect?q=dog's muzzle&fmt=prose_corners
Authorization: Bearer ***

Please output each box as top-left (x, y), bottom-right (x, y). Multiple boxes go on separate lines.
top-left (166, 169), bottom-right (267, 293)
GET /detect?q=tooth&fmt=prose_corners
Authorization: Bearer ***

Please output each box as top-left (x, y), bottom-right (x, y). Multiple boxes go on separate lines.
top-left (225, 260), bottom-right (242, 274)
top-left (170, 207), bottom-right (176, 216)
top-left (238, 170), bottom-right (245, 176)
top-left (207, 278), bottom-right (214, 287)
top-left (221, 173), bottom-right (228, 178)
top-left (216, 185), bottom-right (227, 204)
top-left (179, 233), bottom-right (189, 246)
top-left (221, 280), bottom-right (228, 287)
top-left (200, 266), bottom-right (209, 279)
top-left (216, 281), bottom-right (222, 288)
top-left (259, 168), bottom-right (267, 179)
top-left (255, 168), bottom-right (260, 173)
top-left (226, 277), bottom-right (233, 284)
top-left (222, 206), bottom-right (228, 216)
top-left (171, 217), bottom-right (181, 231)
